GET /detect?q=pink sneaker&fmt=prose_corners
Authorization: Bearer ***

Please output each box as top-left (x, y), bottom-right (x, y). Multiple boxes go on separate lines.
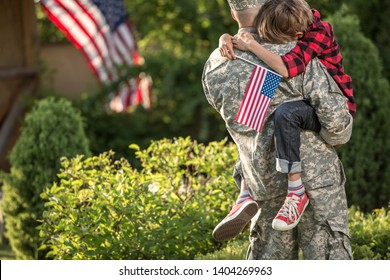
top-left (272, 193), bottom-right (309, 231)
top-left (212, 198), bottom-right (259, 241)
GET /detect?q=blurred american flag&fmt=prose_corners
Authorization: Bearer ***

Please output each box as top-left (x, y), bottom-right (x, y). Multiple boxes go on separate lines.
top-left (40, 0), bottom-right (151, 111)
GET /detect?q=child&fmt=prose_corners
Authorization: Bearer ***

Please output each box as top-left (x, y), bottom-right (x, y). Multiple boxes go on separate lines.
top-left (213, 0), bottom-right (354, 240)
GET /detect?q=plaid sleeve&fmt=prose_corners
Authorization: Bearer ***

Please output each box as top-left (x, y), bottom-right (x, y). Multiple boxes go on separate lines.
top-left (282, 22), bottom-right (332, 78)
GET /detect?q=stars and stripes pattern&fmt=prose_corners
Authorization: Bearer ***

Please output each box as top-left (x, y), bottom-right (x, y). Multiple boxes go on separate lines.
top-left (236, 65), bottom-right (281, 132)
top-left (40, 0), bottom-right (151, 110)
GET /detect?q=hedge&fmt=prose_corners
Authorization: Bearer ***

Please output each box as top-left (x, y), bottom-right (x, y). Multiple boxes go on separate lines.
top-left (38, 137), bottom-right (389, 260)
top-left (39, 137), bottom-right (238, 259)
top-left (1, 97), bottom-right (90, 259)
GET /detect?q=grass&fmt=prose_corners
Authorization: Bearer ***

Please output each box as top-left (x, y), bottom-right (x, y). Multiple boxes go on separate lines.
top-left (195, 239), bottom-right (247, 260)
top-left (0, 244), bottom-right (15, 260)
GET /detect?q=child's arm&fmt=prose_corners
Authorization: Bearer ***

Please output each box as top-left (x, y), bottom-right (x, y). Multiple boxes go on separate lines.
top-left (234, 32), bottom-right (289, 78)
top-left (218, 33), bottom-right (236, 60)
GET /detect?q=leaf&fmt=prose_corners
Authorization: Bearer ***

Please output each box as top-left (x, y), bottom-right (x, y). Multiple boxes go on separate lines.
top-left (128, 143), bottom-right (140, 151)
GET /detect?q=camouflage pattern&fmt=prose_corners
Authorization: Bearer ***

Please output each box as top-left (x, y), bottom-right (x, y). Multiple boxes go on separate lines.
top-left (227, 0), bottom-right (266, 11)
top-left (202, 27), bottom-right (352, 259)
top-left (246, 160), bottom-right (352, 259)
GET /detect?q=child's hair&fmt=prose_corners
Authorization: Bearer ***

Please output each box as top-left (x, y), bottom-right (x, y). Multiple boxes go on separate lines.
top-left (255, 0), bottom-right (313, 44)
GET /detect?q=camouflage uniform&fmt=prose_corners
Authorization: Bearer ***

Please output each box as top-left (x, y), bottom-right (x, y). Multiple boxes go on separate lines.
top-left (202, 27), bottom-right (353, 260)
top-left (227, 0), bottom-right (266, 10)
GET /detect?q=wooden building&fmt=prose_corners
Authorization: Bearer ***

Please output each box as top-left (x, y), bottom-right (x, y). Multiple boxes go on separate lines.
top-left (0, 0), bottom-right (39, 171)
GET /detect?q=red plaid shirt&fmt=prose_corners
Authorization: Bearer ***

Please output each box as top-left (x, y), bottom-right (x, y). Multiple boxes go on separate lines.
top-left (282, 9), bottom-right (356, 117)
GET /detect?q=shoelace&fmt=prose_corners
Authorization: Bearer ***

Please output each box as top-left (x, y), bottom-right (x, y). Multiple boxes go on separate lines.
top-left (279, 196), bottom-right (300, 222)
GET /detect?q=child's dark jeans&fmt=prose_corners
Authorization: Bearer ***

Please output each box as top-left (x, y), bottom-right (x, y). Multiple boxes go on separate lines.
top-left (274, 100), bottom-right (321, 173)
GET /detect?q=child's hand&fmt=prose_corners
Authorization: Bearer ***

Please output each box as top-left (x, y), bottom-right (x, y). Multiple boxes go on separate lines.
top-left (219, 33), bottom-right (236, 60)
top-left (233, 31), bottom-right (255, 52)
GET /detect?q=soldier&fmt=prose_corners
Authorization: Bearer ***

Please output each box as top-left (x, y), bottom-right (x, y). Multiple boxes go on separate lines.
top-left (202, 0), bottom-right (353, 259)
top-left (215, 0), bottom-right (355, 237)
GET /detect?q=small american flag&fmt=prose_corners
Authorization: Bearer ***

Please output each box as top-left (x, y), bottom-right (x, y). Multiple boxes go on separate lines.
top-left (236, 60), bottom-right (281, 132)
top-left (40, 0), bottom-right (151, 111)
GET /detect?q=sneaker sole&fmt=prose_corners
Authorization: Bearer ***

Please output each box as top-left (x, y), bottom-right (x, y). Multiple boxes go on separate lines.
top-left (212, 201), bottom-right (259, 241)
top-left (271, 199), bottom-right (309, 231)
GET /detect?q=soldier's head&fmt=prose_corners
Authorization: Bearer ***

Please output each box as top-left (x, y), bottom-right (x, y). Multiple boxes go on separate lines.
top-left (255, 0), bottom-right (313, 43)
top-left (227, 0), bottom-right (267, 27)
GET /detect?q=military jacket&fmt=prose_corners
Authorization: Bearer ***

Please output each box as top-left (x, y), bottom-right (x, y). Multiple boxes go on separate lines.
top-left (202, 28), bottom-right (352, 201)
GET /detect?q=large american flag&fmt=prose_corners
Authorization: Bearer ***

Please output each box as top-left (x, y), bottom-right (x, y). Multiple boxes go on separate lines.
top-left (236, 64), bottom-right (281, 132)
top-left (40, 0), bottom-right (151, 111)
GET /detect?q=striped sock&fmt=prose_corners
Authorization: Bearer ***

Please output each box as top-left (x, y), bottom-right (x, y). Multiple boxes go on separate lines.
top-left (287, 178), bottom-right (305, 198)
top-left (236, 190), bottom-right (251, 204)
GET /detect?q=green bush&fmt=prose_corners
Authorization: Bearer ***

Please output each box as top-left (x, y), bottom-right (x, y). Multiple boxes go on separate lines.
top-left (37, 136), bottom-right (389, 260)
top-left (1, 97), bottom-right (90, 259)
top-left (349, 206), bottom-right (390, 260)
top-left (39, 137), bottom-right (238, 259)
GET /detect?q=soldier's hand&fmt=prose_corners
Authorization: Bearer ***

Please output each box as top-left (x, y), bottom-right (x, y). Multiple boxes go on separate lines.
top-left (233, 31), bottom-right (255, 52)
top-left (219, 33), bottom-right (236, 60)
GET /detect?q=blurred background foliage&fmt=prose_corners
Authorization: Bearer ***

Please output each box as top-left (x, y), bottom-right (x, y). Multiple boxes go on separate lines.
top-left (34, 0), bottom-right (390, 212)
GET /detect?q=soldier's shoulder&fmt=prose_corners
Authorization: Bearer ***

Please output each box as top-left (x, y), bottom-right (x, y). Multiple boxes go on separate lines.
top-left (263, 41), bottom-right (297, 55)
top-left (204, 49), bottom-right (228, 73)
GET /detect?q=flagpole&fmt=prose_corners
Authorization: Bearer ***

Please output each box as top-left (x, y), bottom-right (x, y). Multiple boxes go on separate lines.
top-left (236, 55), bottom-right (282, 77)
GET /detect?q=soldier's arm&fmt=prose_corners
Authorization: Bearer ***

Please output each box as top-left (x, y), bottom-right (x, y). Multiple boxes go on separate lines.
top-left (302, 59), bottom-right (353, 146)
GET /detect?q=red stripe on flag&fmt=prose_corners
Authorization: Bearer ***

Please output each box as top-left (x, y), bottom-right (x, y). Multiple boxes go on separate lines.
top-left (74, 1), bottom-right (119, 81)
top-left (236, 66), bottom-right (261, 123)
top-left (254, 95), bottom-right (272, 132)
top-left (247, 68), bottom-right (266, 127)
top-left (236, 66), bottom-right (266, 125)
top-left (67, 1), bottom-right (115, 82)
